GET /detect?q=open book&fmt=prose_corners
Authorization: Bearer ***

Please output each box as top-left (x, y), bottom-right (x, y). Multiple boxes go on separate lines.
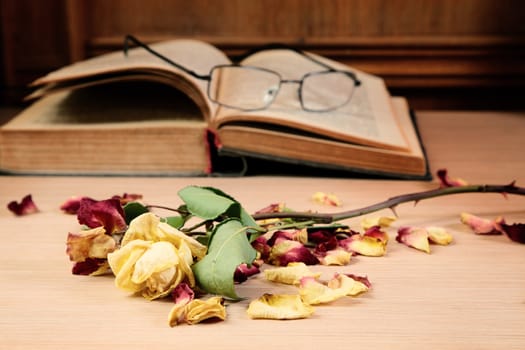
top-left (0, 37), bottom-right (429, 178)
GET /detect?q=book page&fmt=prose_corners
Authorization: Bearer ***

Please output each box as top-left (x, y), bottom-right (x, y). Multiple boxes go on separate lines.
top-left (31, 39), bottom-right (232, 120)
top-left (213, 50), bottom-right (408, 151)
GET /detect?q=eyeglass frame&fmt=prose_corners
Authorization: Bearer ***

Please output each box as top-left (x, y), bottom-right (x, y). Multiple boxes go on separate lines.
top-left (124, 34), bottom-right (361, 112)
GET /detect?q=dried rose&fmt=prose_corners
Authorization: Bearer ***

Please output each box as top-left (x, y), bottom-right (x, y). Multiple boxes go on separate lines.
top-left (246, 293), bottom-right (314, 320)
top-left (107, 239), bottom-right (194, 300)
top-left (121, 212), bottom-right (206, 259)
top-left (7, 194), bottom-right (39, 216)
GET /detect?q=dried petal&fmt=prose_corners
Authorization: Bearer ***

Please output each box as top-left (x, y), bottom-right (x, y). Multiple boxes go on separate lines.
top-left (500, 222), bottom-right (525, 244)
top-left (112, 193), bottom-right (143, 205)
top-left (312, 191), bottom-right (342, 207)
top-left (71, 258), bottom-right (109, 276)
top-left (361, 216), bottom-right (396, 230)
top-left (234, 263), bottom-right (261, 283)
top-left (460, 212), bottom-right (503, 235)
top-left (172, 282), bottom-right (194, 304)
top-left (396, 227), bottom-right (430, 253)
top-left (107, 240), bottom-right (195, 300)
top-left (169, 296), bottom-right (226, 327)
top-left (122, 213), bottom-right (206, 259)
top-left (316, 248), bottom-right (352, 266)
top-left (339, 234), bottom-right (387, 257)
top-left (264, 262), bottom-right (321, 285)
top-left (299, 276), bottom-right (347, 305)
top-left (344, 274), bottom-right (372, 288)
top-left (254, 203), bottom-right (286, 214)
top-left (268, 240), bottom-right (319, 266)
top-left (326, 273), bottom-right (369, 296)
top-left (66, 226), bottom-right (116, 262)
top-left (77, 197), bottom-right (126, 234)
top-left (364, 226), bottom-right (389, 243)
top-left (60, 196), bottom-right (87, 214)
top-left (427, 226), bottom-right (453, 245)
top-left (246, 293), bottom-right (314, 320)
top-left (437, 169), bottom-right (468, 188)
top-left (7, 194), bottom-right (39, 216)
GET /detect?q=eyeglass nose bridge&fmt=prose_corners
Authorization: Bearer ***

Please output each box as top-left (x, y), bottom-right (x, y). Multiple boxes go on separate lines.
top-left (279, 79), bottom-right (304, 105)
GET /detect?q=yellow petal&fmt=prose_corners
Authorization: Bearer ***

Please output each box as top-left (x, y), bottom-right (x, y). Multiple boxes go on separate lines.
top-left (66, 226), bottom-right (116, 262)
top-left (185, 296), bottom-right (226, 325)
top-left (169, 296), bottom-right (226, 327)
top-left (246, 294), bottom-right (314, 320)
top-left (299, 277), bottom-right (347, 305)
top-left (264, 262), bottom-right (321, 285)
top-left (122, 213), bottom-right (206, 259)
top-left (396, 227), bottom-right (430, 253)
top-left (318, 249), bottom-right (352, 266)
top-left (340, 235), bottom-right (387, 257)
top-left (361, 216), bottom-right (396, 230)
top-left (326, 274), bottom-right (369, 296)
top-left (108, 240), bottom-right (152, 293)
top-left (427, 226), bottom-right (453, 245)
top-left (312, 192), bottom-right (342, 207)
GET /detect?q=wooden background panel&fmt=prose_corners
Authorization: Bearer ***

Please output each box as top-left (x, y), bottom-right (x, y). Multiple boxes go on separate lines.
top-left (1, 0), bottom-right (524, 110)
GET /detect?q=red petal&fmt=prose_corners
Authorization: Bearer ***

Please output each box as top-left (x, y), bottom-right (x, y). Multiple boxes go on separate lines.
top-left (500, 223), bottom-right (525, 244)
top-left (7, 194), bottom-right (39, 216)
top-left (77, 197), bottom-right (126, 233)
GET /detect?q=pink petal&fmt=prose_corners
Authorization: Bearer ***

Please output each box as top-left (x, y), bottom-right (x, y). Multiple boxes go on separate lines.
top-left (7, 194), bottom-right (39, 216)
top-left (396, 227), bottom-right (430, 253)
top-left (268, 240), bottom-right (319, 266)
top-left (437, 169), bottom-right (468, 188)
top-left (112, 193), bottom-right (143, 205)
top-left (234, 262), bottom-right (261, 283)
top-left (364, 226), bottom-right (389, 243)
top-left (60, 196), bottom-right (88, 214)
top-left (172, 283), bottom-right (195, 305)
top-left (344, 274), bottom-right (372, 288)
top-left (460, 212), bottom-right (503, 235)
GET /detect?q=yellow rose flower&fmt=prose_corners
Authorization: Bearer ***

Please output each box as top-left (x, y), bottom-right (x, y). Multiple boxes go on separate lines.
top-left (107, 239), bottom-right (195, 300)
top-left (121, 212), bottom-right (207, 260)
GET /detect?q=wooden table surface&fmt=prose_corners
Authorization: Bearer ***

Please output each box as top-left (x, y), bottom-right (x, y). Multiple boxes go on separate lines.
top-left (1, 111), bottom-right (524, 350)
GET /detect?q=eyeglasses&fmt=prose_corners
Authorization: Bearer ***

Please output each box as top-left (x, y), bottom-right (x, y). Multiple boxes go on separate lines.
top-left (124, 35), bottom-right (361, 112)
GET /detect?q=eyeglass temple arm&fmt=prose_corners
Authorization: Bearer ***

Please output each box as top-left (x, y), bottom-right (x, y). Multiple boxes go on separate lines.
top-left (123, 35), bottom-right (210, 81)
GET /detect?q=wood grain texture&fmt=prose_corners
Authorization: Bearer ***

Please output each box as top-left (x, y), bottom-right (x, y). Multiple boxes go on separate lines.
top-left (0, 111), bottom-right (524, 349)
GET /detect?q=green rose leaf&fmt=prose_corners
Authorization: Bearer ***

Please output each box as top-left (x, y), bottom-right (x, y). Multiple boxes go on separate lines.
top-left (178, 186), bottom-right (238, 220)
top-left (178, 186), bottom-right (259, 228)
top-left (123, 202), bottom-right (149, 224)
top-left (192, 219), bottom-right (257, 300)
top-left (163, 216), bottom-right (185, 229)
